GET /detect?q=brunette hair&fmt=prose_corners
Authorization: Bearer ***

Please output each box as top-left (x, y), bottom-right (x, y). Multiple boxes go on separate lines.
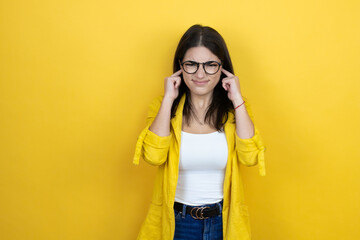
top-left (171, 24), bottom-right (234, 131)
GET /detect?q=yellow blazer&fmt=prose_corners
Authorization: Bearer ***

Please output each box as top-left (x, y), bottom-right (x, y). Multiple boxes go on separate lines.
top-left (133, 93), bottom-right (266, 240)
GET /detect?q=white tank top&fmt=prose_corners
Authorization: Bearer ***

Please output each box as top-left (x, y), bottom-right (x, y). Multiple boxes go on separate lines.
top-left (174, 130), bottom-right (228, 206)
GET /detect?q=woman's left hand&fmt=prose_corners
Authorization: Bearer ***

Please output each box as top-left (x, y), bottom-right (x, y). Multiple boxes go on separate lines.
top-left (221, 68), bottom-right (244, 105)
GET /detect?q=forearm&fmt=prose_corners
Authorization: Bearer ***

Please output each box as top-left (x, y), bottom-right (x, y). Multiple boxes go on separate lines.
top-left (233, 98), bottom-right (255, 139)
top-left (148, 96), bottom-right (174, 137)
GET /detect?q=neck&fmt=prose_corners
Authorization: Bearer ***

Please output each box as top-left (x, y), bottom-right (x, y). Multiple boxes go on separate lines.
top-left (189, 92), bottom-right (213, 110)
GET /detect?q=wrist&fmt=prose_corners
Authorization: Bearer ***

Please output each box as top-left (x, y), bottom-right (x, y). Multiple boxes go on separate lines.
top-left (232, 97), bottom-right (244, 108)
top-left (162, 95), bottom-right (175, 105)
top-left (163, 94), bottom-right (175, 102)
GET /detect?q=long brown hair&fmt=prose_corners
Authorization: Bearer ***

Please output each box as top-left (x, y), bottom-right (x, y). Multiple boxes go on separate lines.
top-left (171, 24), bottom-right (234, 131)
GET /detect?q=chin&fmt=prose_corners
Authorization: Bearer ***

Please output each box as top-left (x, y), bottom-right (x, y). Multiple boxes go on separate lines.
top-left (188, 88), bottom-right (214, 97)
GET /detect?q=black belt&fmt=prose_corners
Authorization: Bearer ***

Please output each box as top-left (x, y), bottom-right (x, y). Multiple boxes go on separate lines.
top-left (173, 202), bottom-right (222, 220)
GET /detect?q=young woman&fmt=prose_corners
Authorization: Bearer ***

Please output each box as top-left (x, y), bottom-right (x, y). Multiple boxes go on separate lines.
top-left (133, 24), bottom-right (266, 240)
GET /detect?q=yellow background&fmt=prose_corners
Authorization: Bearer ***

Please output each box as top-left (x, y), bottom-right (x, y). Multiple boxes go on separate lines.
top-left (1, 0), bottom-right (359, 239)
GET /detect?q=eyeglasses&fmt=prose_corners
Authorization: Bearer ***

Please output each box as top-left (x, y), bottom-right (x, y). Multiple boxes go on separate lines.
top-left (180, 60), bottom-right (222, 75)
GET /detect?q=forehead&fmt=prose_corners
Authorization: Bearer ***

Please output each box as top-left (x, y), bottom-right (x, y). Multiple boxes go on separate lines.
top-left (183, 46), bottom-right (220, 62)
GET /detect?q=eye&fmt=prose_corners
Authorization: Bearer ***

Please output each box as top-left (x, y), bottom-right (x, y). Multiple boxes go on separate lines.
top-left (184, 61), bottom-right (197, 66)
top-left (206, 61), bottom-right (219, 67)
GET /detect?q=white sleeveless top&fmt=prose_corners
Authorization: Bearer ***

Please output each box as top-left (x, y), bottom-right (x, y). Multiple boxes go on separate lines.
top-left (174, 130), bottom-right (228, 206)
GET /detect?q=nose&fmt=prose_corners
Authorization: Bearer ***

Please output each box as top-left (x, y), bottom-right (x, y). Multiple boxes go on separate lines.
top-left (195, 64), bottom-right (205, 79)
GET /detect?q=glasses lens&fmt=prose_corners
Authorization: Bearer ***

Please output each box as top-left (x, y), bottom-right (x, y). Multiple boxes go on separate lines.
top-left (183, 62), bottom-right (198, 74)
top-left (204, 62), bottom-right (220, 74)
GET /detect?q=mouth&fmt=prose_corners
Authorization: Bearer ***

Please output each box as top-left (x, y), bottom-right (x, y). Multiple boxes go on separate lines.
top-left (192, 80), bottom-right (210, 86)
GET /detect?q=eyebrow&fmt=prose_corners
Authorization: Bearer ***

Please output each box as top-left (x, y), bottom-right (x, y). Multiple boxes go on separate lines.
top-left (183, 60), bottom-right (219, 62)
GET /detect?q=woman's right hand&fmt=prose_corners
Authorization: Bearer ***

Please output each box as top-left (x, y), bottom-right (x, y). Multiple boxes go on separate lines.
top-left (164, 69), bottom-right (182, 101)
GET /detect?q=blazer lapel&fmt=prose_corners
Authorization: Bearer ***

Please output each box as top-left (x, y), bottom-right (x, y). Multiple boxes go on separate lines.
top-left (170, 94), bottom-right (186, 144)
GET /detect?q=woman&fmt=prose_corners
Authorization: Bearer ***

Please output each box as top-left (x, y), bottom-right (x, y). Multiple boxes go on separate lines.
top-left (133, 24), bottom-right (266, 240)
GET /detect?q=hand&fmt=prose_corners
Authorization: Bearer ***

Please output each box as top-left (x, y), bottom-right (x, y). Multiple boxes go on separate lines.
top-left (221, 68), bottom-right (244, 105)
top-left (164, 69), bottom-right (182, 101)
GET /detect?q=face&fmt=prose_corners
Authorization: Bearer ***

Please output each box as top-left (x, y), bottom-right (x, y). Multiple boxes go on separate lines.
top-left (181, 46), bottom-right (222, 97)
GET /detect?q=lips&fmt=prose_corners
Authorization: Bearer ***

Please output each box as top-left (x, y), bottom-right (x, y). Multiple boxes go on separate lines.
top-left (192, 80), bottom-right (209, 86)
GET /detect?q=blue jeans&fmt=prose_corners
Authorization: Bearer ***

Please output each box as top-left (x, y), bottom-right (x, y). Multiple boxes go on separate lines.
top-left (173, 201), bottom-right (223, 240)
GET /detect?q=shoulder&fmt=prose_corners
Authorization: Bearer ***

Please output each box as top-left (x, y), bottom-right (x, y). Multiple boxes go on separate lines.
top-left (146, 95), bottom-right (164, 116)
top-left (149, 95), bottom-right (164, 106)
top-left (149, 95), bottom-right (164, 109)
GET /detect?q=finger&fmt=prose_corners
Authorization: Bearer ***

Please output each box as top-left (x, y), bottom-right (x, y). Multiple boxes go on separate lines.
top-left (221, 68), bottom-right (234, 77)
top-left (171, 69), bottom-right (182, 77)
top-left (174, 78), bottom-right (181, 88)
top-left (222, 81), bottom-right (228, 91)
top-left (223, 78), bottom-right (233, 88)
top-left (222, 78), bottom-right (232, 86)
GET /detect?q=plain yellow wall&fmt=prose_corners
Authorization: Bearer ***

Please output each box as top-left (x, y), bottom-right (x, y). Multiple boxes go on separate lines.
top-left (1, 0), bottom-right (359, 239)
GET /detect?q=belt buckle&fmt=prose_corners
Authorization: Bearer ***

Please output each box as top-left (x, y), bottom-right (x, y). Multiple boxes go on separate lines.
top-left (190, 206), bottom-right (210, 220)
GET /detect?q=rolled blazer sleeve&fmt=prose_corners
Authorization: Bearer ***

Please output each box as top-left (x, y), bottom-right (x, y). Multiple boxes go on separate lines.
top-left (235, 99), bottom-right (267, 176)
top-left (133, 96), bottom-right (172, 166)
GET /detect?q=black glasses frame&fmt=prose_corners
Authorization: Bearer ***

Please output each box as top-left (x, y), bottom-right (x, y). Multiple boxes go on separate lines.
top-left (179, 60), bottom-right (222, 75)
